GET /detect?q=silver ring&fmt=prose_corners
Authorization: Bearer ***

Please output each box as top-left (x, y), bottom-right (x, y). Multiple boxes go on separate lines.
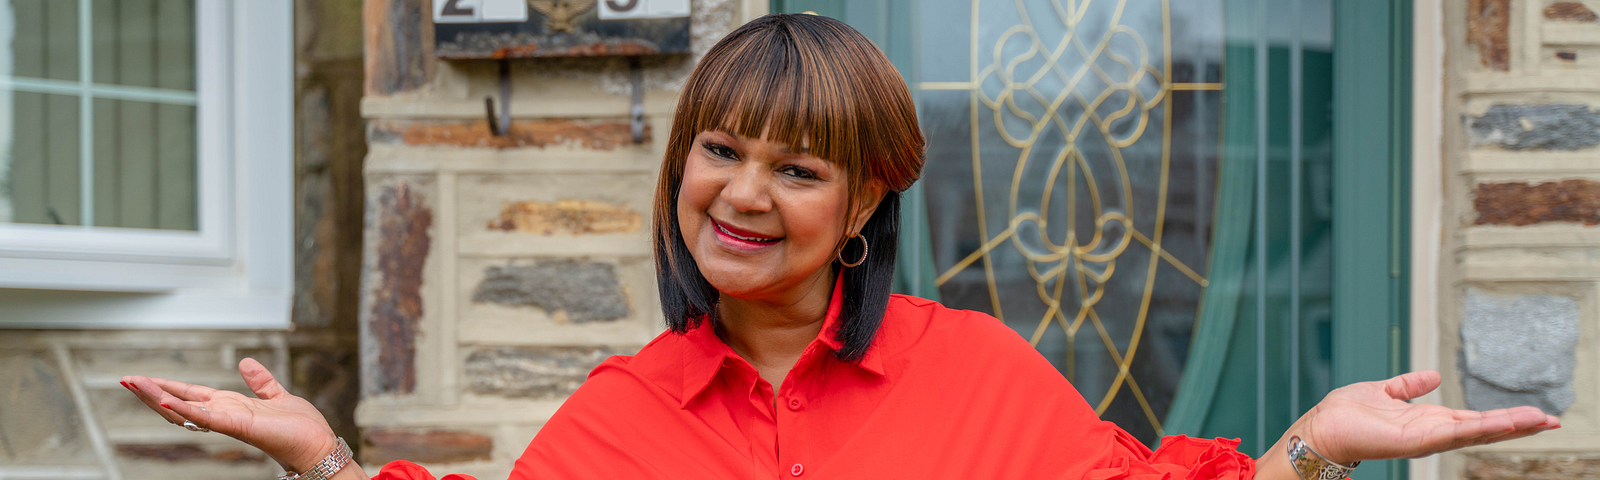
top-left (198, 406), bottom-right (206, 411)
top-left (182, 420), bottom-right (210, 433)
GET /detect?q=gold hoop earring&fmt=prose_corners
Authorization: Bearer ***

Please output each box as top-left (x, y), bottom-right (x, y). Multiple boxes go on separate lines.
top-left (839, 234), bottom-right (869, 267)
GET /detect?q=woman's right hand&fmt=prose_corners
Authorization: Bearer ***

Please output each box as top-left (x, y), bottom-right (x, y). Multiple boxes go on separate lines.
top-left (121, 357), bottom-right (346, 474)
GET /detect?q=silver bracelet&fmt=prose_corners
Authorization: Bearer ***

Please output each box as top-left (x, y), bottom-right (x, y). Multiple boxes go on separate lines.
top-left (279, 437), bottom-right (352, 480)
top-left (1287, 435), bottom-right (1358, 480)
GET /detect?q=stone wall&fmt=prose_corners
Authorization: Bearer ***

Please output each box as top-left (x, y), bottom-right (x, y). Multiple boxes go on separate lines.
top-left (1442, 0), bottom-right (1600, 477)
top-left (355, 1), bottom-right (764, 477)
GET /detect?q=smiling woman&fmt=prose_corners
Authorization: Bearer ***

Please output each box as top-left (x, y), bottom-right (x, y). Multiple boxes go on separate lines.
top-left (655, 14), bottom-right (922, 364)
top-left (117, 13), bottom-right (1557, 480)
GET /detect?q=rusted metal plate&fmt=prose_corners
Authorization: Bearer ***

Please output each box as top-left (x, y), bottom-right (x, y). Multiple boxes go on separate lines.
top-left (434, 1), bottom-right (690, 59)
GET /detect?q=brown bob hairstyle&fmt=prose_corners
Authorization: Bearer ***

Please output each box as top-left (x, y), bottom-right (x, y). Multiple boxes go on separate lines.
top-left (653, 13), bottom-right (926, 361)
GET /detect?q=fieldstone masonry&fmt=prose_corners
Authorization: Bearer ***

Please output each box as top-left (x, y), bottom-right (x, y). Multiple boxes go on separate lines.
top-left (356, 0), bottom-right (757, 476)
top-left (471, 261), bottom-right (631, 323)
top-left (1446, 0), bottom-right (1600, 477)
top-left (1459, 287), bottom-right (1579, 415)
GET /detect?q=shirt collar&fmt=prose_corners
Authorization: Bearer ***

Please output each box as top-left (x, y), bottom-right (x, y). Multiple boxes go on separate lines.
top-left (678, 273), bottom-right (885, 408)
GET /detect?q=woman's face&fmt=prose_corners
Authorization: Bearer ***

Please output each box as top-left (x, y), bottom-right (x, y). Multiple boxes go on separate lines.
top-left (678, 129), bottom-right (880, 302)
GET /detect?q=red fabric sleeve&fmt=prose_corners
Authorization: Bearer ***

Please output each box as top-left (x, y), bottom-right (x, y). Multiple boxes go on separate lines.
top-left (370, 460), bottom-right (480, 480)
top-left (1084, 433), bottom-right (1256, 480)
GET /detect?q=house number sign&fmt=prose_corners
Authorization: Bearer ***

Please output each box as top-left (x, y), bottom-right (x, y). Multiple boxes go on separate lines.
top-left (433, 0), bottom-right (691, 59)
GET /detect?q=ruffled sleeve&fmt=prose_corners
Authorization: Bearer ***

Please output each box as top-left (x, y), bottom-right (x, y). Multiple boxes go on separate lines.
top-left (1085, 431), bottom-right (1255, 480)
top-left (370, 460), bottom-right (480, 480)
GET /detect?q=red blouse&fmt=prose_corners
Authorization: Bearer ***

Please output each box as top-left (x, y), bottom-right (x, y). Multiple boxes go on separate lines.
top-left (374, 286), bottom-right (1254, 479)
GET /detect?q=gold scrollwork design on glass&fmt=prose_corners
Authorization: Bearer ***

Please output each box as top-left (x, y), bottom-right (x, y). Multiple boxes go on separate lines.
top-left (923, 0), bottom-right (1221, 436)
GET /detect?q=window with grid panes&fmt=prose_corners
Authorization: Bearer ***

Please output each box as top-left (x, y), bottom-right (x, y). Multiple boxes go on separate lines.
top-left (0, 1), bottom-right (292, 329)
top-left (0, 0), bottom-right (197, 230)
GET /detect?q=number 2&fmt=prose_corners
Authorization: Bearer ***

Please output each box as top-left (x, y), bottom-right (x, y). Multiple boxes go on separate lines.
top-left (442, 0), bottom-right (475, 16)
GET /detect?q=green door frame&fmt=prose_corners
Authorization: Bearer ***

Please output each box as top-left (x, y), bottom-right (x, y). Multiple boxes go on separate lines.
top-left (1331, 0), bottom-right (1411, 477)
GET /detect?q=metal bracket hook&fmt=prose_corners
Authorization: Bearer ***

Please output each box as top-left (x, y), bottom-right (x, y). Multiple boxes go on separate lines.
top-left (486, 59), bottom-right (512, 137)
top-left (629, 56), bottom-right (644, 144)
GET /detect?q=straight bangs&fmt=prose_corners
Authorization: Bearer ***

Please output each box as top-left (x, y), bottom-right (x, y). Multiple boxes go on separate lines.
top-left (675, 14), bottom-right (922, 199)
top-left (654, 14), bottom-right (926, 362)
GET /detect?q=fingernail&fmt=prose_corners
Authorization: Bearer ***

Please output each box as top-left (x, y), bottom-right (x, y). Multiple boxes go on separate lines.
top-left (119, 381), bottom-right (128, 389)
top-left (130, 384), bottom-right (139, 391)
top-left (161, 404), bottom-right (171, 409)
top-left (1552, 425), bottom-right (1562, 430)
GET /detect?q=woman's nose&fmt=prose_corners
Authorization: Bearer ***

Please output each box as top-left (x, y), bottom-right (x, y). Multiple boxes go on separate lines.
top-left (722, 165), bottom-right (773, 213)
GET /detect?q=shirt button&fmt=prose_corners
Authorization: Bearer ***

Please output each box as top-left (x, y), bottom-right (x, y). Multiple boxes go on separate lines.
top-left (790, 463), bottom-right (804, 476)
top-left (787, 397), bottom-right (803, 411)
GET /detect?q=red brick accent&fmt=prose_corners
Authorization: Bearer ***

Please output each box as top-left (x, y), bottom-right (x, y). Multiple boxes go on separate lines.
top-left (376, 120), bottom-right (649, 150)
top-left (115, 444), bottom-right (266, 463)
top-left (1545, 2), bottom-right (1599, 22)
top-left (1469, 0), bottom-right (1512, 71)
top-left (362, 429), bottom-right (494, 465)
top-left (369, 181), bottom-right (432, 394)
top-left (1474, 179), bottom-right (1600, 226)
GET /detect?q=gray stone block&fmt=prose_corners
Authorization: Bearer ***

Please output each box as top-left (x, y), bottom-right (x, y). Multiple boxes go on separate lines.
top-left (1459, 287), bottom-right (1580, 415)
top-left (471, 260), bottom-right (631, 322)
top-left (1467, 104), bottom-right (1600, 150)
top-left (463, 346), bottom-right (628, 399)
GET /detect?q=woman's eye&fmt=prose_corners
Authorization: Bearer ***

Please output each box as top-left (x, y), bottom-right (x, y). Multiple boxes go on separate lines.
top-left (703, 142), bottom-right (737, 159)
top-left (780, 166), bottom-right (817, 179)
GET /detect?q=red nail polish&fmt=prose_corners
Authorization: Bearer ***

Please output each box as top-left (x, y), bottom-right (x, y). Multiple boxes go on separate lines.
top-left (1552, 425), bottom-right (1563, 430)
top-left (119, 381), bottom-right (128, 389)
top-left (161, 404), bottom-right (171, 409)
top-left (130, 384), bottom-right (139, 391)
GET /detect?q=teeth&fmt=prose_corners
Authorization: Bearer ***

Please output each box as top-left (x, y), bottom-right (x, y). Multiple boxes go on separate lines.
top-left (717, 222), bottom-right (777, 243)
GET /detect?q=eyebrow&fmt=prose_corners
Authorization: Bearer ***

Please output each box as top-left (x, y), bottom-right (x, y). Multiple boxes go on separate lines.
top-left (715, 128), bottom-right (810, 154)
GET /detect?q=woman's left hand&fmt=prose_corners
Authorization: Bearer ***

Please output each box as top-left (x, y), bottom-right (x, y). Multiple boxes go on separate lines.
top-left (1294, 370), bottom-right (1558, 465)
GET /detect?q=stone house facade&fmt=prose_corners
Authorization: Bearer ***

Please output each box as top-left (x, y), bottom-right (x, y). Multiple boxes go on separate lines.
top-left (353, 0), bottom-right (764, 477)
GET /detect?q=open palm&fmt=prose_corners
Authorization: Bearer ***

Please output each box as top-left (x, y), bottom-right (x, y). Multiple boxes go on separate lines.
top-left (1301, 370), bottom-right (1557, 464)
top-left (121, 357), bottom-right (340, 473)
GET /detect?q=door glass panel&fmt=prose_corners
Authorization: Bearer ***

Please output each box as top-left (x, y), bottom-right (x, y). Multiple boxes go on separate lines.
top-left (915, 0), bottom-right (1224, 445)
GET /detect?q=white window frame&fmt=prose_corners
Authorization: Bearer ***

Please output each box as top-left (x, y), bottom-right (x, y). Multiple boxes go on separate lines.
top-left (0, 0), bottom-right (291, 329)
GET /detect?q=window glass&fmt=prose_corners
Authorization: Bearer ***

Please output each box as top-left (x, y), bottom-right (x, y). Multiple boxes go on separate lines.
top-left (0, 0), bottom-right (197, 230)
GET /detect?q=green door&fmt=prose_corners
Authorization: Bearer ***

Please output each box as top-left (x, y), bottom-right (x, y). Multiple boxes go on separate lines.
top-left (772, 1), bottom-right (1409, 478)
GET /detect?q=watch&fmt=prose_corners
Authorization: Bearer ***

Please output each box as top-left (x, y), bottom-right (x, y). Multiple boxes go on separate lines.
top-left (1287, 435), bottom-right (1359, 480)
top-left (279, 437), bottom-right (352, 480)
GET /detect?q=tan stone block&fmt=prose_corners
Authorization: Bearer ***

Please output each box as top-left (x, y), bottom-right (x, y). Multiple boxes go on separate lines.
top-left (362, 429), bottom-right (494, 465)
top-left (362, 144), bottom-right (664, 175)
top-left (1543, 45), bottom-right (1600, 68)
top-left (370, 119), bottom-right (650, 150)
top-left (456, 173), bottom-right (655, 258)
top-left (1465, 453), bottom-right (1600, 479)
top-left (0, 350), bottom-right (96, 465)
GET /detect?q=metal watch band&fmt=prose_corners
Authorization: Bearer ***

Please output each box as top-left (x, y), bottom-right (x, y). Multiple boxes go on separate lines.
top-left (279, 437), bottom-right (352, 480)
top-left (1287, 435), bottom-right (1358, 480)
